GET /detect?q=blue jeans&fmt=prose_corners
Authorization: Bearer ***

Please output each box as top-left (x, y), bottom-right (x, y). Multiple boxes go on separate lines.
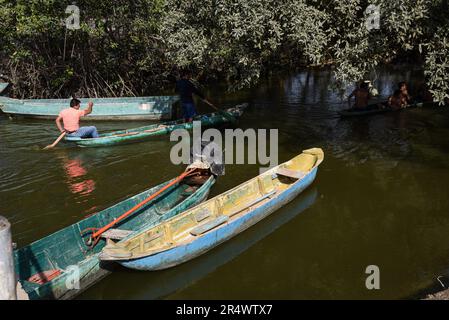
top-left (181, 102), bottom-right (197, 120)
top-left (68, 126), bottom-right (99, 138)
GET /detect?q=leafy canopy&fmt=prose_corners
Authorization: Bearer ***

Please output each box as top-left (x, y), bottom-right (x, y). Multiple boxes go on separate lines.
top-left (0, 0), bottom-right (447, 102)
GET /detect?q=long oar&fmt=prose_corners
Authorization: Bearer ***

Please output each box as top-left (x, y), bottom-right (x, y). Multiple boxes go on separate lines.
top-left (81, 168), bottom-right (196, 249)
top-left (203, 100), bottom-right (237, 124)
top-left (43, 132), bottom-right (66, 150)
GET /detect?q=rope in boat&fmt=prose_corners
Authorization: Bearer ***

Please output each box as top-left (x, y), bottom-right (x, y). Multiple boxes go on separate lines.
top-left (81, 168), bottom-right (196, 249)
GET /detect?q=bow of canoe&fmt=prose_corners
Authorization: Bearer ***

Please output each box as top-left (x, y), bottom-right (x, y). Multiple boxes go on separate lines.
top-left (14, 173), bottom-right (215, 300)
top-left (99, 148), bottom-right (324, 270)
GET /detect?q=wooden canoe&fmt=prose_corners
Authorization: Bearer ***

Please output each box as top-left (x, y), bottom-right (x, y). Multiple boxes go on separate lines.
top-left (14, 174), bottom-right (215, 300)
top-left (338, 101), bottom-right (436, 117)
top-left (111, 188), bottom-right (318, 299)
top-left (64, 103), bottom-right (248, 148)
top-left (99, 148), bottom-right (324, 270)
top-left (0, 95), bottom-right (179, 121)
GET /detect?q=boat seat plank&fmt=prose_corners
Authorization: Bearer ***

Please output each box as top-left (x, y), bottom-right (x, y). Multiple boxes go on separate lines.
top-left (195, 208), bottom-right (212, 222)
top-left (101, 229), bottom-right (133, 240)
top-left (190, 216), bottom-right (229, 236)
top-left (276, 168), bottom-right (305, 180)
top-left (228, 190), bottom-right (277, 217)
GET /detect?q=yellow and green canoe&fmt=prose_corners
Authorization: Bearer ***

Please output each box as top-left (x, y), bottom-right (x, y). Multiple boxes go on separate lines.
top-left (100, 148), bottom-right (324, 270)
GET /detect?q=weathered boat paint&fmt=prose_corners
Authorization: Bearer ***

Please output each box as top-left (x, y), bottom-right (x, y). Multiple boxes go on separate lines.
top-left (0, 95), bottom-right (179, 121)
top-left (100, 148), bottom-right (324, 270)
top-left (106, 188), bottom-right (318, 300)
top-left (64, 103), bottom-right (248, 148)
top-left (14, 175), bottom-right (215, 300)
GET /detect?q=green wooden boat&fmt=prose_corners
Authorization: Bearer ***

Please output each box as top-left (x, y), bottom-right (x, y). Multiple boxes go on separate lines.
top-left (14, 172), bottom-right (215, 300)
top-left (64, 103), bottom-right (248, 148)
top-left (0, 95), bottom-right (179, 121)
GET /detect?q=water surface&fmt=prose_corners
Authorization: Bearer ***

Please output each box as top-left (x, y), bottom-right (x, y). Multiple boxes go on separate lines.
top-left (1, 66), bottom-right (449, 299)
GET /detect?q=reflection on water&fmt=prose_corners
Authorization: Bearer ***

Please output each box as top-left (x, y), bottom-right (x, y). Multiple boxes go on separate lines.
top-left (58, 153), bottom-right (96, 197)
top-left (1, 65), bottom-right (449, 299)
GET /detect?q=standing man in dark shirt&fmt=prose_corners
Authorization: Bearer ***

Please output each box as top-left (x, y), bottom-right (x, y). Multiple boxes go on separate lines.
top-left (175, 70), bottom-right (212, 122)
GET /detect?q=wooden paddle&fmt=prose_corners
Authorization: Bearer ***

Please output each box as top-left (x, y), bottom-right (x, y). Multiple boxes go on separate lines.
top-left (43, 132), bottom-right (66, 150)
top-left (202, 99), bottom-right (237, 124)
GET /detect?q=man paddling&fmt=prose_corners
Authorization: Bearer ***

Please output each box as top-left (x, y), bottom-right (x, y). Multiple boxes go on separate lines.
top-left (348, 81), bottom-right (370, 109)
top-left (175, 70), bottom-right (213, 122)
top-left (55, 98), bottom-right (99, 138)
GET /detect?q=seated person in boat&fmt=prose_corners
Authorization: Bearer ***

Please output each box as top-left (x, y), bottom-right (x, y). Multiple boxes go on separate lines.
top-left (348, 81), bottom-right (370, 109)
top-left (388, 90), bottom-right (407, 110)
top-left (175, 70), bottom-right (212, 122)
top-left (398, 81), bottom-right (412, 105)
top-left (56, 98), bottom-right (99, 138)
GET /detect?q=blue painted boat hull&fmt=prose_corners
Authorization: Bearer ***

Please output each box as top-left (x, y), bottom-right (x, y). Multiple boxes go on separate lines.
top-left (85, 188), bottom-right (317, 299)
top-left (0, 95), bottom-right (179, 121)
top-left (119, 167), bottom-right (318, 271)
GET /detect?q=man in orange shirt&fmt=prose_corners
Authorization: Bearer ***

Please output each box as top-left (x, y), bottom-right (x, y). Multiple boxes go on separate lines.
top-left (56, 98), bottom-right (99, 138)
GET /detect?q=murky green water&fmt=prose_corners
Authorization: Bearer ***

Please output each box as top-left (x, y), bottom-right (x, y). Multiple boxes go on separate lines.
top-left (1, 66), bottom-right (449, 299)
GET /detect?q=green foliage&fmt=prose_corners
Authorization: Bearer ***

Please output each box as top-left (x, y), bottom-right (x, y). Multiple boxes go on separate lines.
top-left (0, 0), bottom-right (448, 101)
top-left (159, 0), bottom-right (330, 90)
top-left (0, 0), bottom-right (165, 97)
top-left (425, 29), bottom-right (449, 104)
